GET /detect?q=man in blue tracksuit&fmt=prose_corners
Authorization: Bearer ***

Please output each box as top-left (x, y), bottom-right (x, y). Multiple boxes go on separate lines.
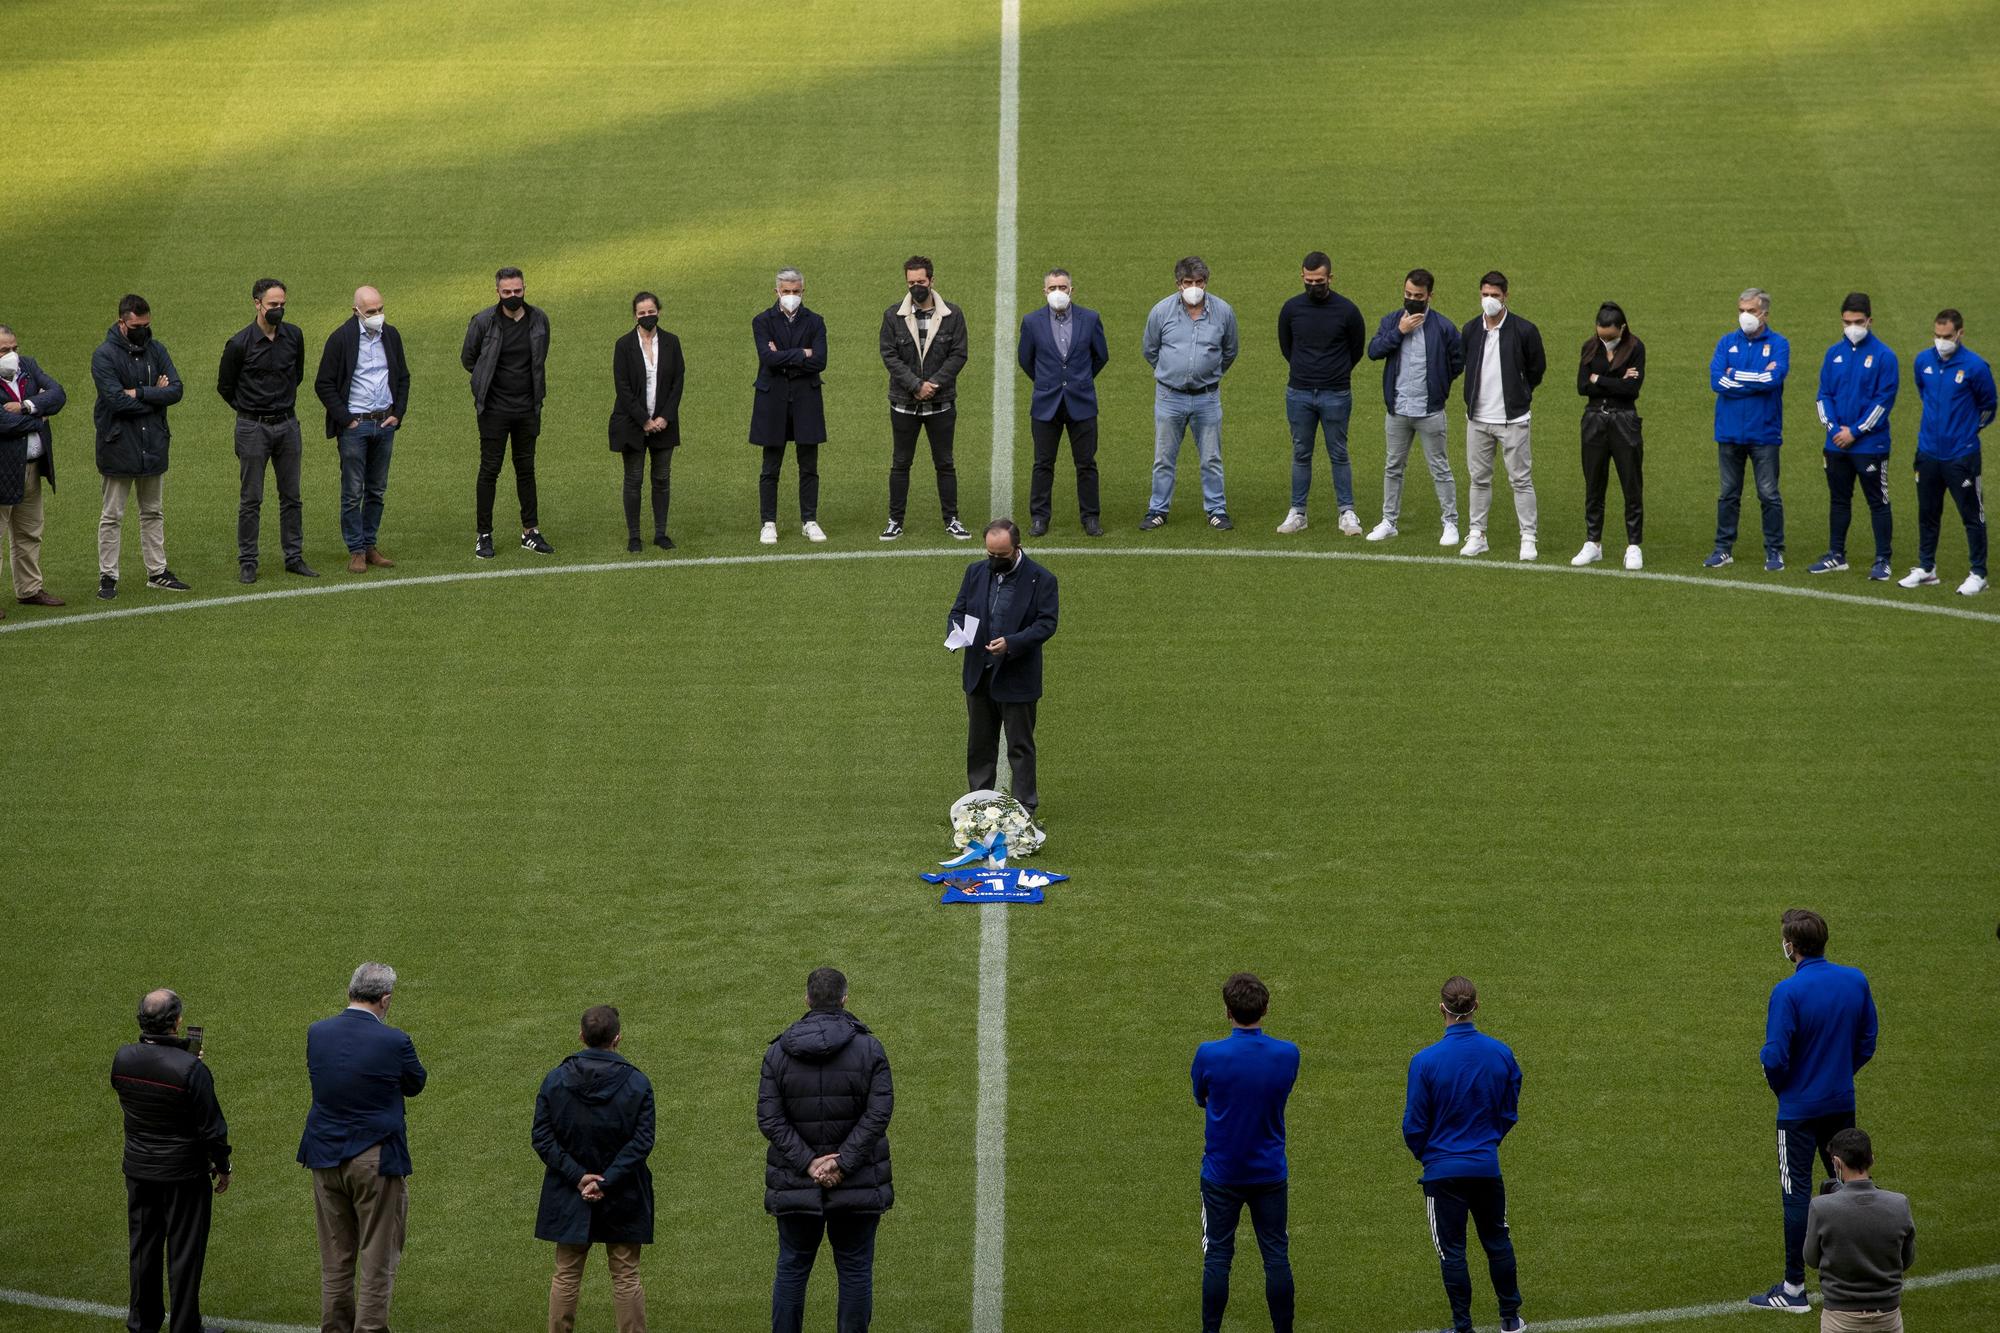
top-left (1708, 287), bottom-right (1790, 571)
top-left (1900, 307), bottom-right (1995, 595)
top-left (1810, 293), bottom-right (1900, 579)
top-left (1192, 972), bottom-right (1300, 1333)
top-left (1403, 977), bottom-right (1525, 1333)
top-left (1749, 908), bottom-right (1879, 1314)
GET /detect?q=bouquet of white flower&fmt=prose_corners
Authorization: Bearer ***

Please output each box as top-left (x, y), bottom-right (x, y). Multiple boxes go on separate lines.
top-left (946, 789), bottom-right (1046, 865)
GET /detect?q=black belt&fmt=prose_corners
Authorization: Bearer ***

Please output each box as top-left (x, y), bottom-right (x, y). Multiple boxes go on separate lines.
top-left (1588, 403), bottom-right (1637, 415)
top-left (239, 410), bottom-right (295, 425)
top-left (1162, 383), bottom-right (1215, 395)
top-left (354, 409), bottom-right (392, 422)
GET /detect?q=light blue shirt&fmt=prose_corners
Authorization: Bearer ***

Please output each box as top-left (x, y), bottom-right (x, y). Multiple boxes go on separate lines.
top-left (1394, 321), bottom-right (1430, 417)
top-left (348, 325), bottom-right (392, 415)
top-left (1143, 292), bottom-right (1238, 392)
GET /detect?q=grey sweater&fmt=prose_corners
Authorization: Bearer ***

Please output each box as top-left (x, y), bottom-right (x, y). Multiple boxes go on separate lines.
top-left (1804, 1178), bottom-right (1916, 1310)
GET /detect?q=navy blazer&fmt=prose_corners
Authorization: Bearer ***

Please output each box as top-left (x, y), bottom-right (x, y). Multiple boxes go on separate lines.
top-left (949, 554), bottom-right (1058, 703)
top-left (1017, 305), bottom-right (1108, 422)
top-left (314, 317), bottom-right (411, 440)
top-left (0, 356), bottom-right (66, 502)
top-left (297, 1007), bottom-right (427, 1176)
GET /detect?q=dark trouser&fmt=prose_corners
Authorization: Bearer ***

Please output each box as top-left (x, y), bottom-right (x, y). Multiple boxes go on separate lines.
top-left (1029, 407), bottom-right (1101, 524)
top-left (477, 410), bottom-right (541, 533)
top-left (1916, 452), bottom-right (1986, 575)
top-left (1422, 1176), bottom-right (1522, 1333)
top-left (235, 416), bottom-right (303, 566)
top-left (126, 1175), bottom-right (211, 1333)
top-left (772, 1211), bottom-right (879, 1333)
top-left (1825, 451), bottom-right (1892, 563)
top-left (1716, 442), bottom-right (1784, 555)
top-left (888, 408), bottom-right (958, 524)
top-left (967, 677), bottom-right (1038, 813)
top-left (337, 421), bottom-right (396, 553)
top-left (1779, 1111), bottom-right (1854, 1286)
top-left (760, 443), bottom-right (820, 524)
top-left (621, 444), bottom-right (673, 538)
top-left (1200, 1177), bottom-right (1293, 1333)
top-left (1581, 408), bottom-right (1644, 544)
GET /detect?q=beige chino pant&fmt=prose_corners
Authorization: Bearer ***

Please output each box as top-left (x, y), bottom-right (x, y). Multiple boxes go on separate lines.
top-left (0, 463), bottom-right (46, 596)
top-left (550, 1241), bottom-right (646, 1333)
top-left (1466, 420), bottom-right (1537, 539)
top-left (311, 1144), bottom-right (407, 1333)
top-left (99, 474), bottom-right (166, 579)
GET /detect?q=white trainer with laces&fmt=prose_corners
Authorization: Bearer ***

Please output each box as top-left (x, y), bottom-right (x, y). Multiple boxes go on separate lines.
top-left (1519, 537), bottom-right (1538, 562)
top-left (759, 522), bottom-right (778, 546)
top-left (1624, 544), bottom-right (1643, 570)
top-left (1275, 508), bottom-right (1308, 535)
top-left (1571, 541), bottom-right (1603, 567)
top-left (1959, 572), bottom-right (1988, 595)
top-left (1898, 566), bottom-right (1940, 588)
top-left (1440, 522), bottom-right (1460, 547)
top-left (802, 521), bottom-right (828, 543)
top-left (1459, 529), bottom-right (1488, 557)
top-left (1366, 520), bottom-right (1397, 542)
top-left (1337, 509), bottom-right (1364, 536)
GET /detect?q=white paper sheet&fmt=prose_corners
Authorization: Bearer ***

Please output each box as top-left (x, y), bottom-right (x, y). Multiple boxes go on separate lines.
top-left (945, 615), bottom-right (980, 651)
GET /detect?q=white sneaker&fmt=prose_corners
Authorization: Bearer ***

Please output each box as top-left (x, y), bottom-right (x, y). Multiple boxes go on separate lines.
top-left (1440, 522), bottom-right (1460, 547)
top-left (1624, 544), bottom-right (1643, 570)
top-left (1898, 566), bottom-right (1940, 588)
top-left (1570, 541), bottom-right (1603, 567)
top-left (1519, 538), bottom-right (1539, 562)
top-left (1338, 509), bottom-right (1364, 537)
top-left (1275, 508), bottom-right (1308, 535)
top-left (1366, 520), bottom-right (1397, 542)
top-left (802, 521), bottom-right (827, 543)
top-left (1958, 573), bottom-right (1988, 595)
top-left (1460, 529), bottom-right (1488, 557)
top-left (758, 522), bottom-right (778, 545)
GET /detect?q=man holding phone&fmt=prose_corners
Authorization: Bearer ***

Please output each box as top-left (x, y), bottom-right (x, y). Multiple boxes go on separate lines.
top-left (1365, 268), bottom-right (1465, 546)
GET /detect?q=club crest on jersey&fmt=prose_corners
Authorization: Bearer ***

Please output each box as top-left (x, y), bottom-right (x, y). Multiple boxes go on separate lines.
top-left (1865, 355), bottom-right (1874, 369)
top-left (1957, 369), bottom-right (1966, 383)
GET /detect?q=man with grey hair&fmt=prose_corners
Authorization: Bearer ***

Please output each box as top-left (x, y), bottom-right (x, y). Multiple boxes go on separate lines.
top-left (1141, 256), bottom-right (1239, 530)
top-left (1708, 287), bottom-right (1790, 571)
top-left (751, 266), bottom-right (830, 543)
top-left (112, 987), bottom-right (231, 1333)
top-left (0, 322), bottom-right (69, 608)
top-left (299, 963), bottom-right (427, 1333)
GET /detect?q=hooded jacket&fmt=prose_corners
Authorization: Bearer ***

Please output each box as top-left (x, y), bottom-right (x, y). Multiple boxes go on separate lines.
top-left (91, 324), bottom-right (183, 478)
top-left (532, 1047), bottom-right (656, 1245)
top-left (757, 1007), bottom-right (893, 1215)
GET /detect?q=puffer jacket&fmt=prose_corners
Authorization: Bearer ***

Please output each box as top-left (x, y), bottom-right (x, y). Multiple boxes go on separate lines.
top-left (757, 1007), bottom-right (893, 1214)
top-left (110, 1036), bottom-right (230, 1181)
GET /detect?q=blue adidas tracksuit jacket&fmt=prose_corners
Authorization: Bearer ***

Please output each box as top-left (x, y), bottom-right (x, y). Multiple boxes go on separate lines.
top-left (1711, 325), bottom-right (1790, 445)
top-left (1914, 343), bottom-right (1997, 462)
top-left (1402, 1023), bottom-right (1521, 1181)
top-left (1192, 1027), bottom-right (1300, 1186)
top-left (1759, 955), bottom-right (1878, 1120)
top-left (1816, 332), bottom-right (1899, 456)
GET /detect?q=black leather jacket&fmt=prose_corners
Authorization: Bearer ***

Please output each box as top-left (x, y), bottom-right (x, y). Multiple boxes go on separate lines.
top-left (110, 1036), bottom-right (230, 1181)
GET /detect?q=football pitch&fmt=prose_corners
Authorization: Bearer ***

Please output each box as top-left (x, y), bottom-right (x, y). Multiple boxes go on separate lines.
top-left (4, 2), bottom-right (1998, 1330)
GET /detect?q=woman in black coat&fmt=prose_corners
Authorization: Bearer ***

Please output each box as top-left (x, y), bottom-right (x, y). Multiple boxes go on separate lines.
top-left (608, 292), bottom-right (685, 552)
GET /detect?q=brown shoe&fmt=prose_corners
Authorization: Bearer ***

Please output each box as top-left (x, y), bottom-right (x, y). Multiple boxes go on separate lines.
top-left (16, 591), bottom-right (64, 607)
top-left (347, 551), bottom-right (368, 574)
top-left (365, 547), bottom-right (396, 568)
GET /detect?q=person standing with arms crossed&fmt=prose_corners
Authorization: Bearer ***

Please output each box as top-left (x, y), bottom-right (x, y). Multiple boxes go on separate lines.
top-left (751, 267), bottom-right (829, 545)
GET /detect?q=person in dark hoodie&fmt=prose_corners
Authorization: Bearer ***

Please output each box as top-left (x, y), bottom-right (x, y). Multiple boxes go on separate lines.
top-left (758, 966), bottom-right (894, 1333)
top-left (533, 1004), bottom-right (656, 1333)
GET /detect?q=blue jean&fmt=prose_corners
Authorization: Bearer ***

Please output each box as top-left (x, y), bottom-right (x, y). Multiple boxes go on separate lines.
top-left (1716, 442), bottom-right (1784, 554)
top-left (772, 1211), bottom-right (878, 1333)
top-left (1423, 1176), bottom-right (1522, 1333)
top-left (1150, 385), bottom-right (1226, 516)
top-left (1286, 388), bottom-right (1354, 511)
top-left (1201, 1177), bottom-right (1293, 1333)
top-left (337, 421), bottom-right (396, 552)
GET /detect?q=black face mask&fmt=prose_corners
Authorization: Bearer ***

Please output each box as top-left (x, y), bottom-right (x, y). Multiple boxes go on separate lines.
top-left (988, 553), bottom-right (1014, 574)
top-left (1305, 284), bottom-right (1331, 302)
top-left (909, 284), bottom-right (931, 303)
top-left (126, 323), bottom-right (153, 346)
top-left (500, 295), bottom-right (525, 312)
top-left (636, 314), bottom-right (659, 331)
top-left (1404, 297), bottom-right (1428, 315)
top-left (264, 304), bottom-right (285, 325)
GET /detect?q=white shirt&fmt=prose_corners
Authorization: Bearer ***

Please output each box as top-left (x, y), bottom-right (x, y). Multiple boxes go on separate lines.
top-left (639, 329), bottom-right (658, 416)
top-left (2, 376), bottom-right (39, 459)
top-left (1472, 314), bottom-right (1530, 425)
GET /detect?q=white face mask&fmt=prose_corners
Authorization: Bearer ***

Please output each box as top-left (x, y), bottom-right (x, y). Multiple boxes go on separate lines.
top-left (1481, 295), bottom-right (1505, 319)
top-left (1045, 289), bottom-right (1071, 312)
top-left (0, 352), bottom-right (17, 379)
top-left (1738, 311), bottom-right (1763, 335)
top-left (1181, 285), bottom-right (1205, 307)
top-left (1843, 323), bottom-right (1868, 345)
top-left (1600, 337), bottom-right (1621, 355)
top-left (1936, 336), bottom-right (1958, 357)
top-left (778, 293), bottom-right (803, 314)
top-left (360, 313), bottom-right (385, 334)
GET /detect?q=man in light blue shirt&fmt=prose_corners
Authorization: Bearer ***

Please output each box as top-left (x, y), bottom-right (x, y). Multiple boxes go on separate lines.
top-left (1141, 256), bottom-right (1239, 531)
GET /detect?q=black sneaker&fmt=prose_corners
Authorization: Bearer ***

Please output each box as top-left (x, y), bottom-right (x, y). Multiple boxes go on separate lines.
top-left (285, 559), bottom-right (320, 578)
top-left (627, 535), bottom-right (643, 553)
top-left (475, 533), bottom-right (496, 560)
top-left (654, 533), bottom-right (675, 552)
top-left (879, 520), bottom-right (904, 542)
top-left (97, 574), bottom-right (117, 601)
top-left (945, 518), bottom-right (972, 541)
top-left (147, 570), bottom-right (190, 591)
top-left (1138, 512), bottom-right (1167, 531)
top-left (1208, 512), bottom-right (1234, 531)
top-left (521, 529), bottom-right (554, 555)
top-left (1082, 517), bottom-right (1105, 537)
top-left (1029, 517), bottom-right (1050, 538)
top-left (239, 564), bottom-right (257, 585)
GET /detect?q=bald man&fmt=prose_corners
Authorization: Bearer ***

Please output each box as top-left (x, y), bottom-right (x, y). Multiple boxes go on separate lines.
top-left (111, 987), bottom-right (231, 1333)
top-left (315, 286), bottom-right (410, 573)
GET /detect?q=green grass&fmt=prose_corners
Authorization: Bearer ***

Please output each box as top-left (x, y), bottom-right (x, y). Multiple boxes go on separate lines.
top-left (4, 2), bottom-right (1999, 1331)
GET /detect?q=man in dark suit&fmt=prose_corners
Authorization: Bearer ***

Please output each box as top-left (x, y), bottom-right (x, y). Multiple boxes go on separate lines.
top-left (610, 291), bottom-right (685, 553)
top-left (315, 285), bottom-right (411, 575)
top-left (298, 962), bottom-right (428, 1333)
top-left (111, 988), bottom-right (230, 1333)
top-left (0, 323), bottom-right (68, 608)
top-left (1018, 269), bottom-right (1109, 537)
top-left (751, 267), bottom-right (830, 544)
top-left (949, 519), bottom-right (1059, 816)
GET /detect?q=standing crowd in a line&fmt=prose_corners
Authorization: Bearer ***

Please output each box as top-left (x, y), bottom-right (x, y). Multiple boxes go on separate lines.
top-left (0, 255), bottom-right (1989, 617)
top-left (109, 910), bottom-right (1911, 1333)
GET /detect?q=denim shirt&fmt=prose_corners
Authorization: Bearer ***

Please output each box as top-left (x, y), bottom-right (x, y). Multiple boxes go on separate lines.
top-left (1143, 292), bottom-right (1239, 392)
